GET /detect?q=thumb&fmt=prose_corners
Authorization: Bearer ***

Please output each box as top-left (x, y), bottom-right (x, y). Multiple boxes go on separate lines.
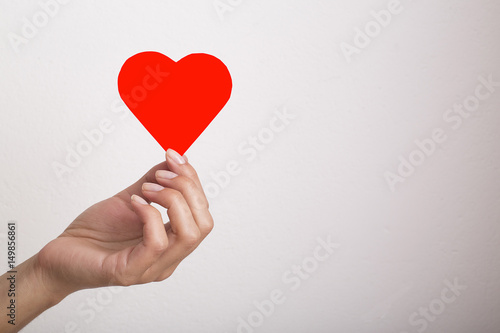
top-left (116, 195), bottom-right (169, 284)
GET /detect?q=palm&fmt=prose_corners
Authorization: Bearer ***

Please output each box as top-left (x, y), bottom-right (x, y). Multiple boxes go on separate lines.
top-left (37, 157), bottom-right (210, 295)
top-left (69, 195), bottom-right (145, 249)
top-left (39, 191), bottom-right (158, 291)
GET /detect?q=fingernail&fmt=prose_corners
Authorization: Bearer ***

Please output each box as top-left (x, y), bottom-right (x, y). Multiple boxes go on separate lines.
top-left (167, 148), bottom-right (186, 165)
top-left (156, 170), bottom-right (178, 180)
top-left (131, 194), bottom-right (148, 205)
top-left (142, 182), bottom-right (165, 192)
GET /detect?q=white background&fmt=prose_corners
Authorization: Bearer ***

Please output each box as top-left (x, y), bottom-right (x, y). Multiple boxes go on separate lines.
top-left (1, 0), bottom-right (499, 332)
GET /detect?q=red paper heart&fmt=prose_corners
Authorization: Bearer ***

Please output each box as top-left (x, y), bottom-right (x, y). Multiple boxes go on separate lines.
top-left (118, 51), bottom-right (232, 155)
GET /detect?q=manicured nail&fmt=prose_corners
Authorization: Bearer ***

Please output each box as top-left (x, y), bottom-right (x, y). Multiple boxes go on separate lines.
top-left (167, 148), bottom-right (186, 165)
top-left (156, 170), bottom-right (178, 180)
top-left (131, 194), bottom-right (148, 205)
top-left (142, 182), bottom-right (165, 192)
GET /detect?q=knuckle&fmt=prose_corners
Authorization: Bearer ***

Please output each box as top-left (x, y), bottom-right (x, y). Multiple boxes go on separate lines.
top-left (150, 240), bottom-right (168, 254)
top-left (166, 190), bottom-right (184, 206)
top-left (180, 229), bottom-right (201, 248)
top-left (183, 167), bottom-right (198, 180)
top-left (185, 179), bottom-right (198, 193)
top-left (115, 274), bottom-right (135, 287)
top-left (200, 224), bottom-right (214, 237)
top-left (155, 272), bottom-right (172, 282)
top-left (196, 195), bottom-right (210, 209)
top-left (149, 208), bottom-right (163, 220)
top-left (177, 176), bottom-right (198, 193)
top-left (155, 267), bottom-right (176, 281)
top-left (138, 268), bottom-right (156, 284)
top-left (200, 217), bottom-right (214, 236)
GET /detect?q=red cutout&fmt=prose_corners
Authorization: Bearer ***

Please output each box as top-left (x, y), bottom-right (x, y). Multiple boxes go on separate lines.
top-left (118, 51), bottom-right (233, 155)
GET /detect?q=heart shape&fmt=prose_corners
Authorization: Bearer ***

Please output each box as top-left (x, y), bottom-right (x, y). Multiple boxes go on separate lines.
top-left (118, 51), bottom-right (232, 155)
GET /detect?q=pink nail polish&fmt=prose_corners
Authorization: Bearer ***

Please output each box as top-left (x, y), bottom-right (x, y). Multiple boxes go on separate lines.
top-left (167, 148), bottom-right (186, 165)
top-left (156, 170), bottom-right (178, 180)
top-left (131, 194), bottom-right (148, 205)
top-left (142, 182), bottom-right (165, 192)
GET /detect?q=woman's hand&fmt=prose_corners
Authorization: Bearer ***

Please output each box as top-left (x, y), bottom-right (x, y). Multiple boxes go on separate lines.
top-left (37, 148), bottom-right (214, 297)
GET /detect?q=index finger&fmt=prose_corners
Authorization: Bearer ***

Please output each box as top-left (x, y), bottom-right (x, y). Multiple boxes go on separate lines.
top-left (164, 149), bottom-right (205, 192)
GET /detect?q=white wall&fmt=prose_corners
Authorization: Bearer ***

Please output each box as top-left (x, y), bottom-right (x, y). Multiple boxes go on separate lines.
top-left (1, 0), bottom-right (499, 332)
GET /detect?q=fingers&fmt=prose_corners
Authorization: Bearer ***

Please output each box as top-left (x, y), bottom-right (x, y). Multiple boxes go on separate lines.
top-left (149, 150), bottom-right (214, 280)
top-left (116, 161), bottom-right (170, 202)
top-left (116, 149), bottom-right (212, 284)
top-left (120, 195), bottom-right (169, 283)
top-left (130, 195), bottom-right (169, 250)
top-left (141, 183), bottom-right (201, 246)
top-left (163, 149), bottom-right (213, 234)
top-left (114, 149), bottom-right (197, 204)
top-left (165, 149), bottom-right (205, 192)
top-left (140, 181), bottom-right (205, 280)
top-left (155, 170), bottom-right (213, 238)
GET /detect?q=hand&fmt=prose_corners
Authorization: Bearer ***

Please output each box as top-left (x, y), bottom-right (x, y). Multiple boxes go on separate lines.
top-left (37, 149), bottom-right (214, 298)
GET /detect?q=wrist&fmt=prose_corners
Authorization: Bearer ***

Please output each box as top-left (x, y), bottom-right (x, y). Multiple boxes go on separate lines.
top-left (29, 254), bottom-right (72, 307)
top-left (0, 254), bottom-right (74, 332)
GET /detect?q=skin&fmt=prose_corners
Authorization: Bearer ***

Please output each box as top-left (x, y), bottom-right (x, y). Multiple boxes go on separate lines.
top-left (0, 149), bottom-right (214, 332)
